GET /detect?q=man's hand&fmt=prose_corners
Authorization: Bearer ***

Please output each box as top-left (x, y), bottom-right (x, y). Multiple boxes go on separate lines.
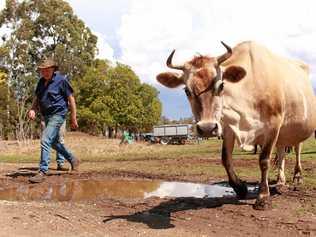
top-left (28, 109), bottom-right (36, 120)
top-left (68, 95), bottom-right (78, 130)
top-left (70, 116), bottom-right (78, 130)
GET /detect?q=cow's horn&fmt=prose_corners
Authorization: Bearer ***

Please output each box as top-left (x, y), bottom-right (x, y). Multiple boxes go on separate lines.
top-left (167, 50), bottom-right (185, 70)
top-left (217, 41), bottom-right (232, 65)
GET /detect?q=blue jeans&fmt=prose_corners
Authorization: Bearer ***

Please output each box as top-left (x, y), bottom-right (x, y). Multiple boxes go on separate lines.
top-left (41, 118), bottom-right (66, 166)
top-left (56, 120), bottom-right (66, 166)
top-left (40, 115), bottom-right (74, 173)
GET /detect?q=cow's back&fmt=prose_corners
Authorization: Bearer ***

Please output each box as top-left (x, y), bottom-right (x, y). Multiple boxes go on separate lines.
top-left (222, 41), bottom-right (316, 147)
top-left (276, 56), bottom-right (316, 145)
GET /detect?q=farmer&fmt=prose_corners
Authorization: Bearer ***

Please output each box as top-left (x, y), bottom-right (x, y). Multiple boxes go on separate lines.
top-left (28, 58), bottom-right (80, 183)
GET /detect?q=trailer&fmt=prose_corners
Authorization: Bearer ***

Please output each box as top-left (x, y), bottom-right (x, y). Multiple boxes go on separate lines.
top-left (153, 124), bottom-right (192, 145)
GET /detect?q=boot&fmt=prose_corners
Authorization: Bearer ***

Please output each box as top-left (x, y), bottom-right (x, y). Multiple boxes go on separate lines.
top-left (57, 164), bottom-right (69, 171)
top-left (70, 157), bottom-right (80, 171)
top-left (29, 171), bottom-right (46, 183)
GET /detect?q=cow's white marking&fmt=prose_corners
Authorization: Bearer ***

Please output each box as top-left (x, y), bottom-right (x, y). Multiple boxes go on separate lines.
top-left (222, 96), bottom-right (265, 149)
top-left (300, 91), bottom-right (308, 120)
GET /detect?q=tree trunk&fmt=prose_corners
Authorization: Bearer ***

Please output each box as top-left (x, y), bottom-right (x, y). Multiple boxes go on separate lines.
top-left (114, 125), bottom-right (118, 139)
top-left (108, 127), bottom-right (113, 138)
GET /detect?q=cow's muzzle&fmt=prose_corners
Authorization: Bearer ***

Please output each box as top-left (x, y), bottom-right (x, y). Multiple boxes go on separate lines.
top-left (196, 121), bottom-right (220, 137)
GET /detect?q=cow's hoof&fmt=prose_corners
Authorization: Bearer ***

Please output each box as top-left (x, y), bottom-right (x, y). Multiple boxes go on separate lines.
top-left (275, 184), bottom-right (287, 194)
top-left (293, 176), bottom-right (303, 186)
top-left (232, 181), bottom-right (248, 199)
top-left (253, 197), bottom-right (272, 210)
top-left (293, 176), bottom-right (303, 191)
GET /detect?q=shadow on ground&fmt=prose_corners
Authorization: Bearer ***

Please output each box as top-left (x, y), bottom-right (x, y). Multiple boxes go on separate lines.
top-left (102, 181), bottom-right (279, 229)
top-left (5, 167), bottom-right (67, 178)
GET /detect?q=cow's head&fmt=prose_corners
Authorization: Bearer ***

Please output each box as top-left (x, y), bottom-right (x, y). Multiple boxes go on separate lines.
top-left (157, 42), bottom-right (246, 137)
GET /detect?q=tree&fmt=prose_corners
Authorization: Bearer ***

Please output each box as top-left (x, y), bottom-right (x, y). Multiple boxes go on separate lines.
top-left (159, 116), bottom-right (194, 125)
top-left (103, 63), bottom-right (162, 134)
top-left (0, 0), bottom-right (97, 140)
top-left (136, 84), bottom-right (162, 131)
top-left (0, 69), bottom-right (18, 139)
top-left (74, 59), bottom-right (113, 135)
top-left (75, 60), bottom-right (162, 137)
top-left (105, 63), bottom-right (144, 133)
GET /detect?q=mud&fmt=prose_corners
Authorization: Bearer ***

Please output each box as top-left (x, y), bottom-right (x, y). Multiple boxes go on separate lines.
top-left (0, 178), bottom-right (259, 202)
top-left (0, 163), bottom-right (315, 237)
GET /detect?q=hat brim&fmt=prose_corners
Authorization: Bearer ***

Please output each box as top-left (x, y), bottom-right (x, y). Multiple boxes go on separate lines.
top-left (38, 65), bottom-right (58, 69)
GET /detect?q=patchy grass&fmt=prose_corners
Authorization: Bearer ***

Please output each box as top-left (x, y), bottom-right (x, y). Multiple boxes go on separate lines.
top-left (295, 199), bottom-right (316, 216)
top-left (0, 132), bottom-right (221, 162)
top-left (0, 132), bottom-right (315, 187)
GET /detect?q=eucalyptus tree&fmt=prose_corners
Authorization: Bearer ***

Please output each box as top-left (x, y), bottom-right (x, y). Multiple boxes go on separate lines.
top-left (135, 84), bottom-right (161, 132)
top-left (0, 69), bottom-right (18, 139)
top-left (74, 59), bottom-right (113, 135)
top-left (76, 60), bottom-right (162, 137)
top-left (0, 0), bottom-right (97, 140)
top-left (104, 63), bottom-right (162, 135)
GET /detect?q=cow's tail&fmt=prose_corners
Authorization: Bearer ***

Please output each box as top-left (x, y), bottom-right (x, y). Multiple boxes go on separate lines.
top-left (271, 146), bottom-right (292, 169)
top-left (271, 153), bottom-right (279, 169)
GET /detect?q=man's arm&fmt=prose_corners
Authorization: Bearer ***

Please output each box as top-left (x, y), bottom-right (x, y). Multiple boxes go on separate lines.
top-left (28, 96), bottom-right (39, 120)
top-left (68, 95), bottom-right (78, 129)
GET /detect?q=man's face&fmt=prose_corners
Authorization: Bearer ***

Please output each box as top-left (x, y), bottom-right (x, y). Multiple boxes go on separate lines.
top-left (40, 67), bottom-right (55, 81)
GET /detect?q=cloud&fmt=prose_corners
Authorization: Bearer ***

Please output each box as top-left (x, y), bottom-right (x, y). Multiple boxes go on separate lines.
top-left (118, 0), bottom-right (316, 86)
top-left (66, 0), bottom-right (130, 59)
top-left (94, 31), bottom-right (115, 62)
top-left (0, 1), bottom-right (4, 10)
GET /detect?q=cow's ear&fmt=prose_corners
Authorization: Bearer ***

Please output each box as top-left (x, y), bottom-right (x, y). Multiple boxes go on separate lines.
top-left (223, 66), bottom-right (246, 83)
top-left (156, 72), bottom-right (184, 88)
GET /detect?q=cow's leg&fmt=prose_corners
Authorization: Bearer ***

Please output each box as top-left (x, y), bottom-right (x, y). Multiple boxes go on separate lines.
top-left (253, 144), bottom-right (258, 154)
top-left (274, 146), bottom-right (289, 194)
top-left (254, 135), bottom-right (278, 210)
top-left (222, 129), bottom-right (248, 198)
top-left (276, 146), bottom-right (286, 186)
top-left (293, 143), bottom-right (303, 185)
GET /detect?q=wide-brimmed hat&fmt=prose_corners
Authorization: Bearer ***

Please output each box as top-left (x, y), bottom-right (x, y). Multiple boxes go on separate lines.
top-left (38, 58), bottom-right (58, 69)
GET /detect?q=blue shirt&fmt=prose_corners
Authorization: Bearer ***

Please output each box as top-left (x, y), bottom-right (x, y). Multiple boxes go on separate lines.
top-left (35, 72), bottom-right (73, 117)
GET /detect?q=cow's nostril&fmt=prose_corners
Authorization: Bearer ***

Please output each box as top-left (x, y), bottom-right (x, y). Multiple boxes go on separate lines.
top-left (197, 122), bottom-right (219, 137)
top-left (211, 123), bottom-right (218, 135)
top-left (196, 125), bottom-right (203, 135)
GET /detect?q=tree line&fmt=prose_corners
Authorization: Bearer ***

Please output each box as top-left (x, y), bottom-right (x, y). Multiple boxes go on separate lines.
top-left (0, 0), bottom-right (161, 140)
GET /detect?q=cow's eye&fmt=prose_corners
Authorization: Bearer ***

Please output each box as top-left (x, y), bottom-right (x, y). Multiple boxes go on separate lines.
top-left (184, 87), bottom-right (191, 97)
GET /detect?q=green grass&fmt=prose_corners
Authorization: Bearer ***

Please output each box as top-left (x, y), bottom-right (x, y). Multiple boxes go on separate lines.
top-left (0, 155), bottom-right (39, 163)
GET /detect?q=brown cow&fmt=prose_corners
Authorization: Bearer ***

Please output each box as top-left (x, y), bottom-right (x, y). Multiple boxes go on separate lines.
top-left (156, 41), bottom-right (316, 210)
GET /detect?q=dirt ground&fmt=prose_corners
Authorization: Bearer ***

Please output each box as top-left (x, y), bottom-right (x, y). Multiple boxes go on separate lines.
top-left (0, 160), bottom-right (315, 237)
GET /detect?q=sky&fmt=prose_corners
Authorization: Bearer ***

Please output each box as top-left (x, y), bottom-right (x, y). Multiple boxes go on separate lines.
top-left (1, 0), bottom-right (316, 119)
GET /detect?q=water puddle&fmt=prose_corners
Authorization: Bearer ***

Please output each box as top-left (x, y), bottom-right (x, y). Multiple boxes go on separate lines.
top-left (0, 179), bottom-right (258, 202)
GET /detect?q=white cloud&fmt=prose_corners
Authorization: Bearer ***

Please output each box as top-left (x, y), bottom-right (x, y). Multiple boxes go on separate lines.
top-left (118, 0), bottom-right (316, 85)
top-left (0, 0), bottom-right (4, 10)
top-left (94, 31), bottom-right (115, 62)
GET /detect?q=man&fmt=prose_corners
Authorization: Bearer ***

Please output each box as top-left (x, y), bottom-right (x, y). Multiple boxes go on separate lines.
top-left (28, 58), bottom-right (80, 183)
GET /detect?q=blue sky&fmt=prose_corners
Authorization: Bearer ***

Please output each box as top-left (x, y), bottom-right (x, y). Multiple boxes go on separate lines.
top-left (1, 0), bottom-right (316, 119)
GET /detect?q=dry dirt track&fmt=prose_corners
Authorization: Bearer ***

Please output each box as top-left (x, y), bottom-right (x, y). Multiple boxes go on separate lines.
top-left (0, 162), bottom-right (315, 237)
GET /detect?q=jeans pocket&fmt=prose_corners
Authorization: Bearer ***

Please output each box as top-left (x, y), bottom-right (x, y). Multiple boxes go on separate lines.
top-left (46, 115), bottom-right (65, 128)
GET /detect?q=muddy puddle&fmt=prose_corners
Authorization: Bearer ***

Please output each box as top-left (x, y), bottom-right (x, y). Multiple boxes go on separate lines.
top-left (0, 179), bottom-right (258, 202)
